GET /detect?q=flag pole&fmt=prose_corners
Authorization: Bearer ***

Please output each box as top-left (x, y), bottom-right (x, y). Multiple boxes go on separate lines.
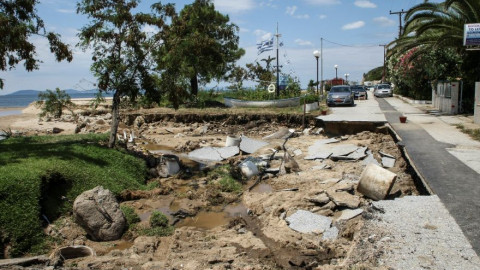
top-left (275, 22), bottom-right (281, 97)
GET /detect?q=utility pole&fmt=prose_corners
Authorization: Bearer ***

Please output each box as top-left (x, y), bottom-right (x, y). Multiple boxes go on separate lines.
top-left (379, 44), bottom-right (387, 82)
top-left (389, 9), bottom-right (407, 38)
top-left (321, 37), bottom-right (324, 96)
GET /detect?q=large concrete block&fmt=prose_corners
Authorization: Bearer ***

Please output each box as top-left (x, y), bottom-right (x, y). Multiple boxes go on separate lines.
top-left (357, 163), bottom-right (397, 200)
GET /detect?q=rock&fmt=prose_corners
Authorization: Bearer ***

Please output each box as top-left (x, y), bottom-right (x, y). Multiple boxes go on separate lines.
top-left (134, 116), bottom-right (145, 128)
top-left (95, 119), bottom-right (106, 125)
top-left (52, 127), bottom-right (63, 134)
top-left (357, 163), bottom-right (397, 200)
top-left (192, 124), bottom-right (209, 136)
top-left (293, 149), bottom-right (303, 156)
top-left (156, 155), bottom-right (181, 177)
top-left (336, 209), bottom-right (364, 221)
top-left (328, 192), bottom-right (361, 209)
top-left (132, 236), bottom-right (160, 254)
top-left (381, 156), bottom-right (396, 168)
top-left (188, 146), bottom-right (239, 162)
top-left (104, 113), bottom-right (112, 120)
top-left (73, 186), bottom-right (126, 241)
top-left (302, 128), bottom-right (312, 136)
top-left (280, 152), bottom-right (300, 174)
top-left (240, 160), bottom-right (259, 179)
top-left (286, 210), bottom-right (332, 234)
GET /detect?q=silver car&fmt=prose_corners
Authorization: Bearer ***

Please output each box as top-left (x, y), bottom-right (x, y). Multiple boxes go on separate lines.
top-left (374, 84), bottom-right (393, 97)
top-left (327, 85), bottom-right (354, 107)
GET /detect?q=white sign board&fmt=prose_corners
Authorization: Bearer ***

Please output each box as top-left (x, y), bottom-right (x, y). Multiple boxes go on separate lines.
top-left (464, 23), bottom-right (480, 46)
top-left (267, 83), bottom-right (276, 93)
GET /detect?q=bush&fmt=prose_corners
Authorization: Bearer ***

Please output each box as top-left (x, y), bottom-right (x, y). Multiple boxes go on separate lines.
top-left (208, 165), bottom-right (243, 194)
top-left (139, 211), bottom-right (174, 237)
top-left (121, 205), bottom-right (141, 228)
top-left (36, 88), bottom-right (75, 119)
top-left (150, 211), bottom-right (169, 228)
top-left (0, 134), bottom-right (148, 257)
top-left (300, 94), bottom-right (319, 104)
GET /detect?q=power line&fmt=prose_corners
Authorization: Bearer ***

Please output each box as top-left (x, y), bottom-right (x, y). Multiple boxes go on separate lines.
top-left (322, 38), bottom-right (381, 48)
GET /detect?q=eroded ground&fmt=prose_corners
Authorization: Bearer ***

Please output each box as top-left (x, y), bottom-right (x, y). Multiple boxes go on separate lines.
top-left (2, 107), bottom-right (420, 269)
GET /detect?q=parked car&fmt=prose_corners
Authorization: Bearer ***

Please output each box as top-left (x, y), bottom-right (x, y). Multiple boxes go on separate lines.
top-left (374, 84), bottom-right (393, 97)
top-left (350, 85), bottom-right (368, 100)
top-left (327, 85), bottom-right (354, 107)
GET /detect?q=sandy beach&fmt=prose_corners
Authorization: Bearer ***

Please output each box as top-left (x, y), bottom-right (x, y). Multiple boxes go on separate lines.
top-left (0, 98), bottom-right (111, 135)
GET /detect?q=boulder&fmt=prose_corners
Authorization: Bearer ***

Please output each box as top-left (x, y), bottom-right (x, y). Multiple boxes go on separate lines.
top-left (73, 186), bottom-right (126, 241)
top-left (134, 115), bottom-right (145, 128)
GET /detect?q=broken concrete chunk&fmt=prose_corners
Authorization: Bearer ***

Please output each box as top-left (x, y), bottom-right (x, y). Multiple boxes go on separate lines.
top-left (322, 226), bottom-right (339, 240)
top-left (331, 144), bottom-right (359, 157)
top-left (328, 192), bottom-right (361, 209)
top-left (362, 151), bottom-right (381, 167)
top-left (262, 127), bottom-right (293, 140)
top-left (286, 210), bottom-right (332, 234)
top-left (347, 146), bottom-right (368, 160)
top-left (302, 128), bottom-right (312, 136)
top-left (357, 163), bottom-right (397, 201)
top-left (336, 209), bottom-right (364, 222)
top-left (379, 151), bottom-right (395, 159)
top-left (307, 193), bottom-right (330, 205)
top-left (192, 124), bottom-right (209, 136)
top-left (240, 160), bottom-right (259, 179)
top-left (239, 136), bottom-right (269, 154)
top-left (188, 146), bottom-right (239, 162)
top-left (293, 149), bottom-right (303, 156)
top-left (381, 156), bottom-right (396, 168)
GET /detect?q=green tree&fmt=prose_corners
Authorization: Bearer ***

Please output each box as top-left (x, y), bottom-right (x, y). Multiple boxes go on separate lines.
top-left (260, 56), bottom-right (276, 72)
top-left (36, 88), bottom-right (75, 119)
top-left (77, 0), bottom-right (174, 148)
top-left (0, 0), bottom-right (73, 89)
top-left (157, 0), bottom-right (244, 98)
top-left (364, 66), bottom-right (383, 81)
top-left (225, 65), bottom-right (248, 90)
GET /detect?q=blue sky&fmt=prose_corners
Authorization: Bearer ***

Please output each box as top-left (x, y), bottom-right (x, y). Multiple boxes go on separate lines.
top-left (0, 0), bottom-right (438, 94)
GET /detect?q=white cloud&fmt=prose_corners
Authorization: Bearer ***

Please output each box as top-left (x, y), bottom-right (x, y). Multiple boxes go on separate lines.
top-left (354, 0), bottom-right (377, 8)
top-left (304, 0), bottom-right (341, 5)
top-left (56, 8), bottom-right (75, 13)
top-left (342, 21), bottom-right (365, 30)
top-left (260, 0), bottom-right (277, 8)
top-left (286, 6), bottom-right (297, 16)
top-left (295, 39), bottom-right (313, 46)
top-left (318, 14), bottom-right (327, 19)
top-left (373, 16), bottom-right (395, 27)
top-left (254, 29), bottom-right (272, 41)
top-left (286, 6), bottom-right (310, 19)
top-left (213, 0), bottom-right (255, 13)
top-left (239, 27), bottom-right (250, 33)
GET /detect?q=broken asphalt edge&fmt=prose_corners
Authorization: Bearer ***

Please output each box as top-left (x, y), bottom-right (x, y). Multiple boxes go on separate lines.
top-left (384, 123), bottom-right (433, 195)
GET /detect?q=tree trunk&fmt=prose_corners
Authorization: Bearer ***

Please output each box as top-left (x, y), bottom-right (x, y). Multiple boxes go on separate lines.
top-left (190, 75), bottom-right (198, 96)
top-left (108, 91), bottom-right (121, 148)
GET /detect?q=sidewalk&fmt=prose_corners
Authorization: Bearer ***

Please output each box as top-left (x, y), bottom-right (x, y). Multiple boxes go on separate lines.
top-left (379, 96), bottom-right (480, 255)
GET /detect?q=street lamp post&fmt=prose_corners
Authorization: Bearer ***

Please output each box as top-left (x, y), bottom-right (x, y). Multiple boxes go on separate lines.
top-left (334, 64), bottom-right (338, 80)
top-left (313, 50), bottom-right (320, 95)
top-left (344, 73), bottom-right (349, 84)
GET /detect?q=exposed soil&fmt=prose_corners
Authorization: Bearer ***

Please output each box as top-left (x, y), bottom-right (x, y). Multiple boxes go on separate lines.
top-left (1, 105), bottom-right (420, 269)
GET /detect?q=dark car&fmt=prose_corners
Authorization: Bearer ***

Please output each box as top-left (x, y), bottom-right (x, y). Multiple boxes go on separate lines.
top-left (350, 85), bottom-right (368, 100)
top-left (327, 85), bottom-right (354, 107)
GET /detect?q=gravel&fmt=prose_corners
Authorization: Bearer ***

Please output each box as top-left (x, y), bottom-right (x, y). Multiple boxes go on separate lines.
top-left (370, 195), bottom-right (480, 269)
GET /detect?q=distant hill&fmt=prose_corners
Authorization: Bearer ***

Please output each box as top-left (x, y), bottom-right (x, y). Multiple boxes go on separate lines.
top-left (4, 89), bottom-right (98, 96)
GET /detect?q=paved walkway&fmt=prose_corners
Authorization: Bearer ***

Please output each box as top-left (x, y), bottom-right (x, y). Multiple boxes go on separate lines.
top-left (378, 96), bottom-right (480, 254)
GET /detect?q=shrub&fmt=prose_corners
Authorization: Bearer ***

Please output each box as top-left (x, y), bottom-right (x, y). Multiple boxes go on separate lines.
top-left (208, 165), bottom-right (243, 194)
top-left (36, 88), bottom-right (75, 119)
top-left (120, 205), bottom-right (141, 228)
top-left (140, 211), bottom-right (174, 237)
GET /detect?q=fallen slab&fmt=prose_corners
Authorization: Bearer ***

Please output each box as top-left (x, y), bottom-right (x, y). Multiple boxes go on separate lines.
top-left (239, 136), bottom-right (269, 154)
top-left (188, 146), bottom-right (240, 162)
top-left (286, 210), bottom-right (332, 234)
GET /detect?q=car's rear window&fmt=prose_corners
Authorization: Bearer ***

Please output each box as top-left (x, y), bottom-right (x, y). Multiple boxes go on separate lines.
top-left (331, 87), bottom-right (350, 93)
top-left (378, 85), bottom-right (390, 89)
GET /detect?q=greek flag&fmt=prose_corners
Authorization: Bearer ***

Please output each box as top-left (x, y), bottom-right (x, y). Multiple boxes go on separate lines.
top-left (257, 38), bottom-right (274, 55)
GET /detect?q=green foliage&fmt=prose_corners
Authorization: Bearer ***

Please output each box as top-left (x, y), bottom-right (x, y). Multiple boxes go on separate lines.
top-left (138, 211), bottom-right (174, 237)
top-left (0, 1), bottom-right (72, 88)
top-left (36, 88), bottom-right (75, 119)
top-left (364, 66), bottom-right (383, 81)
top-left (455, 124), bottom-right (480, 141)
top-left (121, 205), bottom-right (141, 228)
top-left (77, 0), bottom-right (174, 147)
top-left (300, 94), bottom-right (319, 104)
top-left (155, 0), bottom-right (244, 98)
top-left (208, 165), bottom-right (242, 194)
top-left (0, 134), bottom-right (148, 257)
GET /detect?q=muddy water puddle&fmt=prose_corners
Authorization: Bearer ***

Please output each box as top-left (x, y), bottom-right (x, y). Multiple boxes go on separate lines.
top-left (137, 197), bottom-right (181, 223)
top-left (177, 203), bottom-right (248, 230)
top-left (104, 241), bottom-right (134, 253)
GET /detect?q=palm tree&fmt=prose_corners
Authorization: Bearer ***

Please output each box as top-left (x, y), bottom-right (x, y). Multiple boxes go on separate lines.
top-left (260, 56), bottom-right (276, 72)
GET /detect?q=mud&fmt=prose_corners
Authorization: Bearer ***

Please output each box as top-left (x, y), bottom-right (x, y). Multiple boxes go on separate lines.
top-left (14, 110), bottom-right (422, 269)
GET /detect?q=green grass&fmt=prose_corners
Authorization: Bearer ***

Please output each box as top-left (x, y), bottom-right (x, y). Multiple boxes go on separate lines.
top-left (0, 134), bottom-right (148, 257)
top-left (208, 165), bottom-right (243, 194)
top-left (455, 124), bottom-right (480, 141)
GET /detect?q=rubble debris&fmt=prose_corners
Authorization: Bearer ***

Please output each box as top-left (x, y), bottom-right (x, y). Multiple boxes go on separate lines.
top-left (328, 191), bottom-right (361, 209)
top-left (380, 151), bottom-right (396, 168)
top-left (188, 146), bottom-right (239, 162)
top-left (279, 151), bottom-right (300, 175)
top-left (225, 135), bottom-right (241, 147)
top-left (192, 124), bottom-right (209, 136)
top-left (322, 226), bottom-right (339, 240)
top-left (239, 135), bottom-right (269, 154)
top-left (336, 209), bottom-right (364, 222)
top-left (286, 210), bottom-right (332, 234)
top-left (262, 127), bottom-right (294, 140)
top-left (307, 192), bottom-right (330, 205)
top-left (156, 154), bottom-right (180, 177)
top-left (357, 163), bottom-right (397, 200)
top-left (240, 160), bottom-right (259, 179)
top-left (362, 150), bottom-right (381, 166)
